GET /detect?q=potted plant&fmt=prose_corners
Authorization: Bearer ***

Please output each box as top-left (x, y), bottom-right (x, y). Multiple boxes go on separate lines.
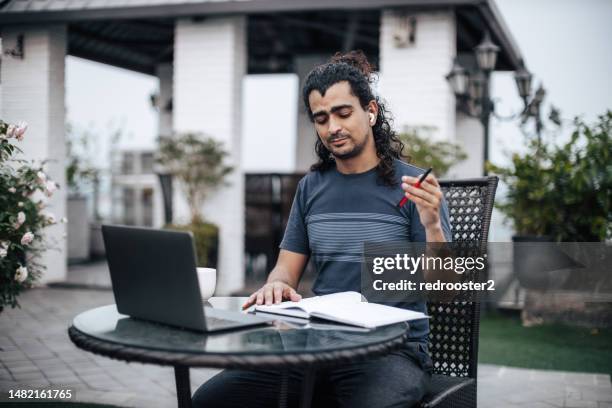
top-left (488, 111), bottom-right (611, 242)
top-left (0, 120), bottom-right (63, 312)
top-left (156, 133), bottom-right (233, 268)
top-left (488, 111), bottom-right (612, 325)
top-left (65, 124), bottom-right (100, 262)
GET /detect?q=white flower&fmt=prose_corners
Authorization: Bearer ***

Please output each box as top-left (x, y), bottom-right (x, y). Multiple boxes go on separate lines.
top-left (18, 201), bottom-right (24, 207)
top-left (14, 122), bottom-right (27, 141)
top-left (14, 266), bottom-right (28, 283)
top-left (41, 211), bottom-right (56, 224)
top-left (14, 211), bottom-right (26, 229)
top-left (21, 231), bottom-right (34, 246)
top-left (45, 180), bottom-right (57, 197)
top-left (0, 241), bottom-right (8, 258)
top-left (8, 187), bottom-right (16, 193)
top-left (6, 124), bottom-right (16, 138)
top-left (37, 171), bottom-right (47, 184)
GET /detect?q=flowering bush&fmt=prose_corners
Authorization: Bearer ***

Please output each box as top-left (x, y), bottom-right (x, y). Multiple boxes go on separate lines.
top-left (0, 120), bottom-right (62, 312)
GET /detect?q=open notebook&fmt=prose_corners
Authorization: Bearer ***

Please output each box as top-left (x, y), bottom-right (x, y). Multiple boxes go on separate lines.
top-left (253, 291), bottom-right (428, 329)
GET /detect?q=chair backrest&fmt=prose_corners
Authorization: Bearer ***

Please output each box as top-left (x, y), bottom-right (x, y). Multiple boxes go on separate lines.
top-left (427, 176), bottom-right (498, 378)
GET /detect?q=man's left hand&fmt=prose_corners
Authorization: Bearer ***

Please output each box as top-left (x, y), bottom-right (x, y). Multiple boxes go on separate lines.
top-left (401, 173), bottom-right (443, 231)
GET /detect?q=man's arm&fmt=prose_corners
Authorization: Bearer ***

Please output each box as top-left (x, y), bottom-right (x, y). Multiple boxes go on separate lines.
top-left (402, 173), bottom-right (459, 300)
top-left (242, 249), bottom-right (309, 309)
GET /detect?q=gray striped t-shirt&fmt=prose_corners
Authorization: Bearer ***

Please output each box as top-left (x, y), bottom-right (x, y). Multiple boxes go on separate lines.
top-left (279, 159), bottom-right (452, 342)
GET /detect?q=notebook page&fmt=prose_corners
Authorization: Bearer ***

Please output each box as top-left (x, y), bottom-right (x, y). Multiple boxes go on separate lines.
top-left (254, 291), bottom-right (363, 317)
top-left (311, 302), bottom-right (428, 329)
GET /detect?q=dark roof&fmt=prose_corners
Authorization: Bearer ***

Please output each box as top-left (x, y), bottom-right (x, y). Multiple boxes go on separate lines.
top-left (0, 0), bottom-right (524, 75)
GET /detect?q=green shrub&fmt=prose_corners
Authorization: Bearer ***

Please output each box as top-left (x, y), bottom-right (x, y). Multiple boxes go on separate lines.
top-left (157, 133), bottom-right (233, 224)
top-left (165, 221), bottom-right (218, 268)
top-left (488, 111), bottom-right (612, 241)
top-left (398, 126), bottom-right (467, 177)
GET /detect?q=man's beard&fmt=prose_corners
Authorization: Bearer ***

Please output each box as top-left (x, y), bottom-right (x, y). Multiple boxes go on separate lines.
top-left (327, 133), bottom-right (368, 160)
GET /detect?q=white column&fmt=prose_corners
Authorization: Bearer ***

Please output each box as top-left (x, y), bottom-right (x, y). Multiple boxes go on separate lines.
top-left (449, 113), bottom-right (483, 178)
top-left (0, 25), bottom-right (68, 283)
top-left (378, 10), bottom-right (456, 143)
top-left (174, 17), bottom-right (246, 295)
top-left (294, 54), bottom-right (328, 172)
top-left (156, 63), bottom-right (174, 138)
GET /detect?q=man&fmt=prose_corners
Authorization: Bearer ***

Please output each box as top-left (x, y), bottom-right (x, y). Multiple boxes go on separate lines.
top-left (193, 50), bottom-right (451, 408)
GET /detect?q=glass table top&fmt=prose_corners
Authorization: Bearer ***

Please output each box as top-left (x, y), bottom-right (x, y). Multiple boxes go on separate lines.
top-left (72, 297), bottom-right (408, 355)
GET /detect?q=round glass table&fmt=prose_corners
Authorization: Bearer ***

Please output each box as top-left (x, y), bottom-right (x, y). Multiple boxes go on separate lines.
top-left (68, 297), bottom-right (409, 408)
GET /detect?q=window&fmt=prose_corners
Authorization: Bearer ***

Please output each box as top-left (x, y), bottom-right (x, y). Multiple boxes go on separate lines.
top-left (141, 152), bottom-right (155, 174)
top-left (122, 153), bottom-right (135, 174)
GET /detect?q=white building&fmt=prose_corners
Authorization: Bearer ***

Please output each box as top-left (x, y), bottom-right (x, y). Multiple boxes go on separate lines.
top-left (110, 149), bottom-right (165, 228)
top-left (0, 0), bottom-right (524, 293)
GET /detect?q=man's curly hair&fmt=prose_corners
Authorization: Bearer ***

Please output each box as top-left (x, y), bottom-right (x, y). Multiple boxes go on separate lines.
top-left (302, 50), bottom-right (405, 187)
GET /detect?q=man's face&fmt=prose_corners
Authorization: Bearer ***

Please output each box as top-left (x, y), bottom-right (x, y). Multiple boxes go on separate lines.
top-left (308, 81), bottom-right (375, 160)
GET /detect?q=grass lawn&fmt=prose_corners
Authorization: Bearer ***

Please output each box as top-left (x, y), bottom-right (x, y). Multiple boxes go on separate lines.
top-left (479, 311), bottom-right (612, 374)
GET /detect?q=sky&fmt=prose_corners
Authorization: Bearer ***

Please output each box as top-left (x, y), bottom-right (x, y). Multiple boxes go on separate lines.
top-left (65, 0), bottom-right (612, 230)
top-left (490, 0), bottom-right (612, 162)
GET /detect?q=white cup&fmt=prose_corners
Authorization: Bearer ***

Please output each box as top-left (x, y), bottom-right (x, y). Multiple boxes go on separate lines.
top-left (196, 267), bottom-right (216, 301)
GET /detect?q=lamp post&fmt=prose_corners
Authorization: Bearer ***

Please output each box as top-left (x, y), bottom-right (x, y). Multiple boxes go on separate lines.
top-left (446, 32), bottom-right (499, 175)
top-left (447, 34), bottom-right (547, 175)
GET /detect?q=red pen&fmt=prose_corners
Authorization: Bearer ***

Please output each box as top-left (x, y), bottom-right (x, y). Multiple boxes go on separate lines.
top-left (398, 167), bottom-right (433, 208)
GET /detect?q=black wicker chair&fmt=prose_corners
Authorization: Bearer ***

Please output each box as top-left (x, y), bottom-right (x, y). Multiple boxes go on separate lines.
top-left (420, 176), bottom-right (499, 408)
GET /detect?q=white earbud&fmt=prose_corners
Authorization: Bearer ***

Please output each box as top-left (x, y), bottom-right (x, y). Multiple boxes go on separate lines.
top-left (369, 113), bottom-right (375, 124)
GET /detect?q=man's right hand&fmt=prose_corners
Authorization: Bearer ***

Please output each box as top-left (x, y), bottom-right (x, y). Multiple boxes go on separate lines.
top-left (242, 281), bottom-right (302, 310)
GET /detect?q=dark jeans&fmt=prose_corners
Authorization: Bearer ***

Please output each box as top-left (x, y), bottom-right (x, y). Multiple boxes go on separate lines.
top-left (192, 342), bottom-right (432, 408)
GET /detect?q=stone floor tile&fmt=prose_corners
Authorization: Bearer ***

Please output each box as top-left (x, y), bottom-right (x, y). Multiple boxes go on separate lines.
top-left (3, 282), bottom-right (611, 408)
top-left (564, 400), bottom-right (598, 408)
top-left (12, 371), bottom-right (46, 382)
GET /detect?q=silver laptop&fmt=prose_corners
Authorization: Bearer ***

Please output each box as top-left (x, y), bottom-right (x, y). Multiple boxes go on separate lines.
top-left (102, 224), bottom-right (272, 332)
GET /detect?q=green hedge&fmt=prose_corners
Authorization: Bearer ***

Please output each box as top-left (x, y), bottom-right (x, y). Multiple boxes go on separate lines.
top-left (165, 221), bottom-right (218, 268)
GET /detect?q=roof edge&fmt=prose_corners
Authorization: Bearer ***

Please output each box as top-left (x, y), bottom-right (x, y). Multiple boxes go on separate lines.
top-left (478, 0), bottom-right (523, 70)
top-left (0, 0), bottom-right (479, 24)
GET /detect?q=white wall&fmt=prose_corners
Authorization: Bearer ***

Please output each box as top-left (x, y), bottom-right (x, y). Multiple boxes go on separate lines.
top-left (449, 113), bottom-right (484, 179)
top-left (378, 10), bottom-right (457, 143)
top-left (0, 25), bottom-right (68, 283)
top-left (241, 74), bottom-right (298, 173)
top-left (174, 16), bottom-right (246, 295)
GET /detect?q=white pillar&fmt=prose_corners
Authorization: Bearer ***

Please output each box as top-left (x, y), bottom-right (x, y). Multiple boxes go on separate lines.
top-left (378, 10), bottom-right (456, 143)
top-left (174, 17), bottom-right (246, 294)
top-left (294, 54), bottom-right (328, 172)
top-left (156, 63), bottom-right (174, 138)
top-left (449, 113), bottom-right (484, 178)
top-left (0, 25), bottom-right (68, 283)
